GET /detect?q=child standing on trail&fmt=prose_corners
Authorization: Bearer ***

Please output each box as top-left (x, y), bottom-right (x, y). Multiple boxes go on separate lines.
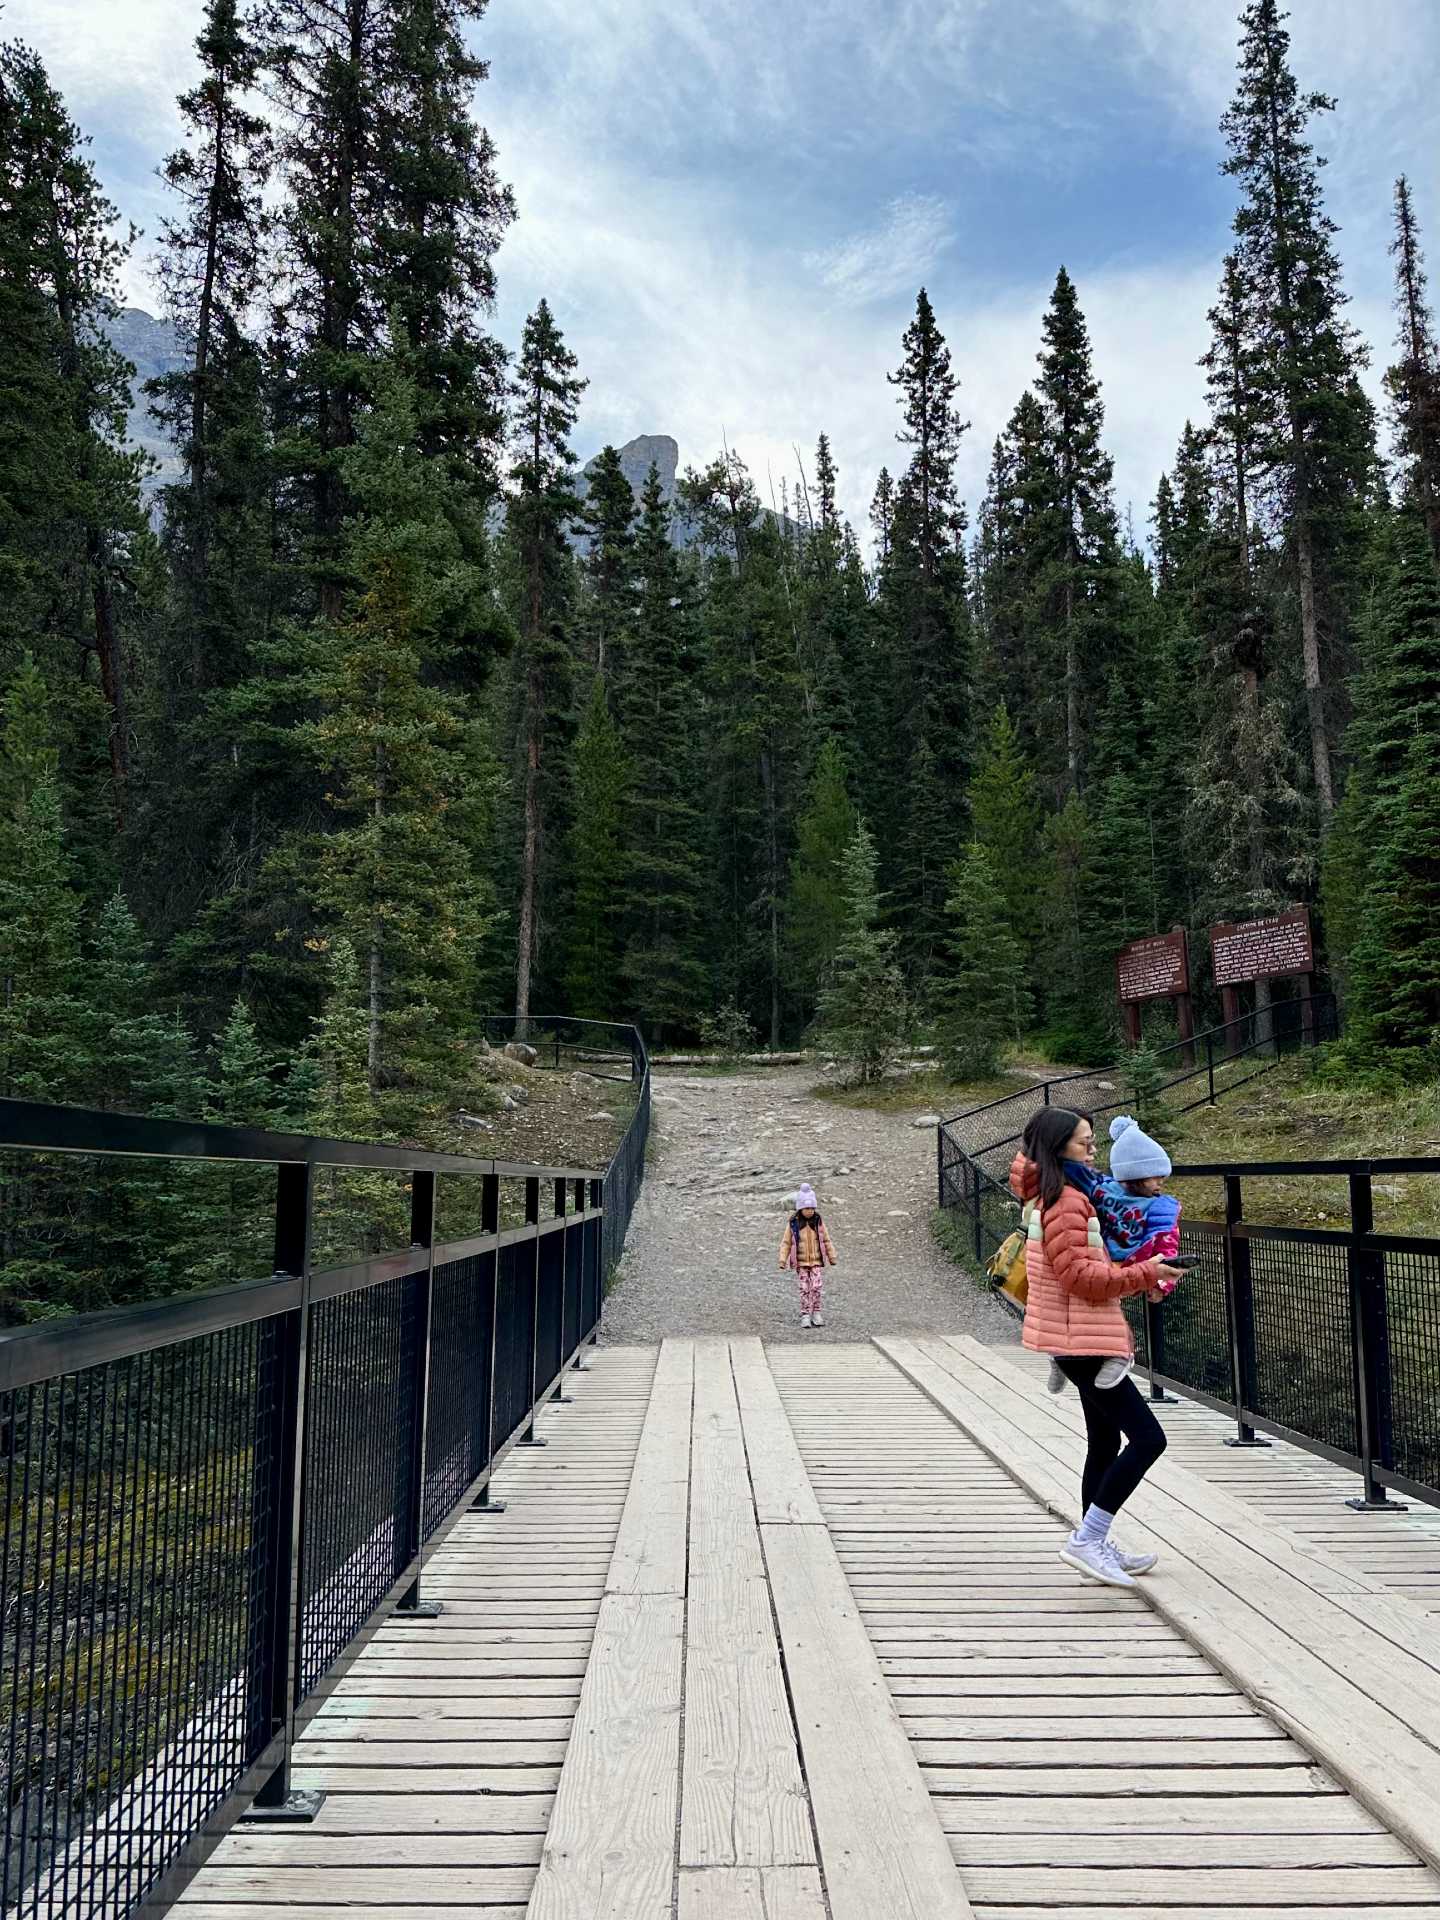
top-left (779, 1185), bottom-right (837, 1329)
top-left (1045, 1113), bottom-right (1182, 1395)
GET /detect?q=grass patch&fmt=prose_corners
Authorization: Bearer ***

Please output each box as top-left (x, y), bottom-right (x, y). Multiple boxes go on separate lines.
top-left (1158, 1057), bottom-right (1440, 1236)
top-left (931, 1206), bottom-right (989, 1288)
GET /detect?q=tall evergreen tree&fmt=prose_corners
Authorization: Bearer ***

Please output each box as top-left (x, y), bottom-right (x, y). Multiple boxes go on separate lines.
top-left (936, 843), bottom-right (1031, 1080)
top-left (784, 737), bottom-right (856, 1021)
top-left (969, 703), bottom-right (1042, 954)
top-left (815, 821), bottom-right (907, 1085)
top-left (1035, 266), bottom-right (1119, 794)
top-left (506, 298), bottom-right (586, 1023)
top-left (1220, 0), bottom-right (1373, 814)
top-left (563, 677), bottom-right (629, 1019)
top-left (579, 444), bottom-right (637, 681)
top-left (1386, 177), bottom-right (1440, 560)
top-left (619, 466), bottom-right (707, 1039)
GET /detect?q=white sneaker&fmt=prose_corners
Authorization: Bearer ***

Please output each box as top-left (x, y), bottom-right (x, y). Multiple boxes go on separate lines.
top-left (1112, 1541), bottom-right (1158, 1575)
top-left (800, 1312), bottom-right (812, 1328)
top-left (811, 1309), bottom-right (824, 1328)
top-left (1095, 1356), bottom-right (1135, 1389)
top-left (1059, 1535), bottom-right (1136, 1588)
top-left (1046, 1359), bottom-right (1067, 1394)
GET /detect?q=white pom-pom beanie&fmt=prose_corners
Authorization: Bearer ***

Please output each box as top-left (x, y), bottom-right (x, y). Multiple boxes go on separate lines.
top-left (1108, 1115), bottom-right (1171, 1182)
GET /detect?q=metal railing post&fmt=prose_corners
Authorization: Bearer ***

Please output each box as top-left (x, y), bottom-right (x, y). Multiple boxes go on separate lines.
top-left (1142, 1292), bottom-right (1177, 1403)
top-left (971, 1159), bottom-right (984, 1263)
top-left (472, 1171), bottom-right (506, 1513)
top-left (1207, 1031), bottom-right (1216, 1105)
top-left (551, 1180), bottom-right (574, 1404)
top-left (244, 1160), bottom-right (324, 1822)
top-left (1345, 1172), bottom-right (1407, 1512)
top-left (396, 1169), bottom-right (442, 1617)
top-left (519, 1176), bottom-right (547, 1447)
top-left (1222, 1174), bottom-right (1269, 1449)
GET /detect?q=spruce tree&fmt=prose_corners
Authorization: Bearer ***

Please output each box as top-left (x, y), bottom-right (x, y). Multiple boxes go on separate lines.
top-left (1345, 728), bottom-right (1440, 1080)
top-left (969, 703), bottom-right (1042, 952)
top-left (579, 445), bottom-right (638, 681)
top-left (1220, 0), bottom-right (1373, 813)
top-left (1035, 266), bottom-right (1120, 794)
top-left (507, 298), bottom-right (586, 1024)
top-left (619, 466), bottom-right (707, 1039)
top-left (564, 677), bottom-right (629, 1019)
top-left (936, 843), bottom-right (1031, 1081)
top-left (784, 737), bottom-right (857, 1020)
top-left (1386, 177), bottom-right (1440, 559)
top-left (816, 822), bottom-right (907, 1085)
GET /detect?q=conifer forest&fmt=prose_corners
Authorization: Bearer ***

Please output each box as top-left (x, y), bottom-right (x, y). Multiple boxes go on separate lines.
top-left (3, 0), bottom-right (1440, 1319)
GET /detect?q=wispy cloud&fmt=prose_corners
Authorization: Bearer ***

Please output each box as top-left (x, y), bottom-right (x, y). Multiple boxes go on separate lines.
top-left (804, 195), bottom-right (956, 307)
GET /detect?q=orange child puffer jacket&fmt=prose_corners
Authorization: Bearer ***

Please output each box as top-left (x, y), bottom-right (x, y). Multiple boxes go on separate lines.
top-left (1009, 1154), bottom-right (1160, 1359)
top-left (778, 1217), bottom-right (837, 1270)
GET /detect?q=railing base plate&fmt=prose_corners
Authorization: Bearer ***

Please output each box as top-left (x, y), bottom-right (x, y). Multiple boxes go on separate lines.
top-left (471, 1496), bottom-right (507, 1513)
top-left (241, 1790), bottom-right (325, 1825)
top-left (1346, 1494), bottom-right (1409, 1512)
top-left (394, 1598), bottom-right (445, 1620)
top-left (1225, 1435), bottom-right (1272, 1448)
top-left (518, 1435), bottom-right (548, 1447)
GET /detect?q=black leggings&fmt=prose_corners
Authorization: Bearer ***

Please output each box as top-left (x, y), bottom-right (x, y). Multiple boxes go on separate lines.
top-left (1056, 1357), bottom-right (1168, 1516)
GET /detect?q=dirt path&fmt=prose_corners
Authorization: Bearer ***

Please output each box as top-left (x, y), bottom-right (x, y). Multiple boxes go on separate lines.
top-left (600, 1065), bottom-right (1020, 1344)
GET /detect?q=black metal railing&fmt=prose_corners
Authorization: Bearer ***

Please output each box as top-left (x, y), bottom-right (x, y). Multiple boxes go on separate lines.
top-left (939, 994), bottom-right (1339, 1198)
top-left (939, 1137), bottom-right (1440, 1513)
top-left (1, 1018), bottom-right (651, 1920)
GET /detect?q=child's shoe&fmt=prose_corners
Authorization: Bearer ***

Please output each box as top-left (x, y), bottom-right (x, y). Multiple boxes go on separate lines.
top-left (811, 1309), bottom-right (824, 1328)
top-left (1046, 1359), bottom-right (1067, 1394)
top-left (1095, 1356), bottom-right (1135, 1389)
top-left (800, 1311), bottom-right (812, 1329)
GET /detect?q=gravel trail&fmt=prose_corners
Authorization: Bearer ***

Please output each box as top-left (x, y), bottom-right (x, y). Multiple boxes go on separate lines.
top-left (600, 1066), bottom-right (1020, 1345)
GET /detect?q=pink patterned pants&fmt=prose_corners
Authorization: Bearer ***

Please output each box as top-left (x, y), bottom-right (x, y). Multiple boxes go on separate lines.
top-left (797, 1266), bottom-right (824, 1315)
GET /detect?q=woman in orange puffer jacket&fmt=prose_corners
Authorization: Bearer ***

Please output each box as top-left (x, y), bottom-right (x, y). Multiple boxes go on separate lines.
top-left (1010, 1106), bottom-right (1184, 1589)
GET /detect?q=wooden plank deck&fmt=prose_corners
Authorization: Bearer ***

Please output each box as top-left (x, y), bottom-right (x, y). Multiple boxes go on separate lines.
top-left (179, 1345), bottom-right (655, 1920)
top-left (1010, 1345), bottom-right (1440, 1613)
top-left (771, 1340), bottom-right (1440, 1919)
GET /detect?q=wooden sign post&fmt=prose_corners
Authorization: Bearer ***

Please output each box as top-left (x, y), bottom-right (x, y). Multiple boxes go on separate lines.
top-left (1116, 928), bottom-right (1195, 1066)
top-left (1209, 907), bottom-right (1316, 1057)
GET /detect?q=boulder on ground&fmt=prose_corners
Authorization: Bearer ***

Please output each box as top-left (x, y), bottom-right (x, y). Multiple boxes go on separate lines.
top-left (504, 1040), bottom-right (539, 1067)
top-left (913, 1113), bottom-right (942, 1128)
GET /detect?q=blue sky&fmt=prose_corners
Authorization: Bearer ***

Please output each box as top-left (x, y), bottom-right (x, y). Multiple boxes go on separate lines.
top-left (16, 0), bottom-right (1440, 537)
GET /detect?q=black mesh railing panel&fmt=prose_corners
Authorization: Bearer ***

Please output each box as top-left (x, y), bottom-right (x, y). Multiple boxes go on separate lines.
top-left (535, 1231), bottom-right (565, 1395)
top-left (1155, 1228), bottom-right (1231, 1400)
top-left (582, 1215), bottom-right (602, 1337)
top-left (422, 1253), bottom-right (495, 1540)
top-left (563, 1218), bottom-right (583, 1363)
top-left (491, 1243), bottom-right (535, 1453)
top-left (299, 1274), bottom-right (417, 1694)
top-left (1383, 1246), bottom-right (1440, 1492)
top-left (2, 1326), bottom-right (273, 1920)
top-left (1248, 1239), bottom-right (1357, 1455)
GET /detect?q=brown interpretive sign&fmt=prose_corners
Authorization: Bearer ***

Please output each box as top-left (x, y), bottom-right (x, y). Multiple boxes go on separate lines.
top-left (1210, 908), bottom-right (1315, 987)
top-left (1116, 930), bottom-right (1191, 1005)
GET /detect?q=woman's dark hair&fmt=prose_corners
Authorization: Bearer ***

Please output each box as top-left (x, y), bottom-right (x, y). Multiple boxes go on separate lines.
top-left (1026, 1106), bottom-right (1091, 1209)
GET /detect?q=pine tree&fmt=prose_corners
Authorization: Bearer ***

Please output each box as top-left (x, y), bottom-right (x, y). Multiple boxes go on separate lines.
top-left (0, 42), bottom-right (150, 833)
top-left (1220, 0), bottom-right (1373, 813)
top-left (579, 445), bottom-right (638, 681)
top-left (564, 677), bottom-right (629, 1019)
top-left (936, 843), bottom-right (1031, 1080)
top-left (784, 737), bottom-right (856, 1020)
top-left (969, 703), bottom-right (1043, 951)
top-left (869, 467), bottom-right (895, 566)
top-left (507, 298), bottom-right (586, 1024)
top-left (1386, 177), bottom-right (1440, 560)
top-left (619, 466), bottom-right (707, 1039)
top-left (882, 290), bottom-right (973, 969)
top-left (1035, 266), bottom-right (1120, 794)
top-left (816, 822), bottom-right (907, 1085)
top-left (298, 348), bottom-right (496, 1123)
top-left (1344, 728), bottom-right (1440, 1080)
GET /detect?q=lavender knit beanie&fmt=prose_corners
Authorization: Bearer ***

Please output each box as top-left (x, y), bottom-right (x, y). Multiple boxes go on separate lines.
top-left (1108, 1116), bottom-right (1171, 1182)
top-left (796, 1184), bottom-right (818, 1211)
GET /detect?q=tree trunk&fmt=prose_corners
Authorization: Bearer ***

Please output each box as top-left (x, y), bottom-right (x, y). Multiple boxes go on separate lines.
top-left (1293, 504), bottom-right (1333, 813)
top-left (515, 668), bottom-right (542, 1031)
top-left (1063, 569), bottom-right (1079, 793)
top-left (1253, 974), bottom-right (1275, 1054)
top-left (369, 752), bottom-right (383, 1083)
top-left (760, 744), bottom-right (781, 1050)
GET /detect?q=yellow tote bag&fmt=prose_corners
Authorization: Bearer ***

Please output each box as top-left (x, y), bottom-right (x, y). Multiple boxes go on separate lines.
top-left (986, 1211), bottom-right (1030, 1307)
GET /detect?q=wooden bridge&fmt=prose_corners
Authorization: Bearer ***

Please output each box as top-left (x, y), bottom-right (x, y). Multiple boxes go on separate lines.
top-left (180, 1335), bottom-right (1440, 1920)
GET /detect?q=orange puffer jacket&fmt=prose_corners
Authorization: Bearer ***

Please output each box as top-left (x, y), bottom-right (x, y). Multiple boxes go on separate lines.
top-left (1009, 1154), bottom-right (1159, 1359)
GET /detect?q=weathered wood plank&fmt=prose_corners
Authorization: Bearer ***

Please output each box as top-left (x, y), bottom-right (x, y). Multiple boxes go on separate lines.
top-left (960, 1865), bottom-right (1440, 1903)
top-left (948, 1830), bottom-right (1415, 1867)
top-left (729, 1337), bottom-right (824, 1526)
top-left (681, 1341), bottom-right (813, 1870)
top-left (760, 1520), bottom-right (972, 1920)
top-left (605, 1338), bottom-right (693, 1598)
top-left (178, 1869), bottom-right (533, 1902)
top-left (677, 1865), bottom-right (827, 1919)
